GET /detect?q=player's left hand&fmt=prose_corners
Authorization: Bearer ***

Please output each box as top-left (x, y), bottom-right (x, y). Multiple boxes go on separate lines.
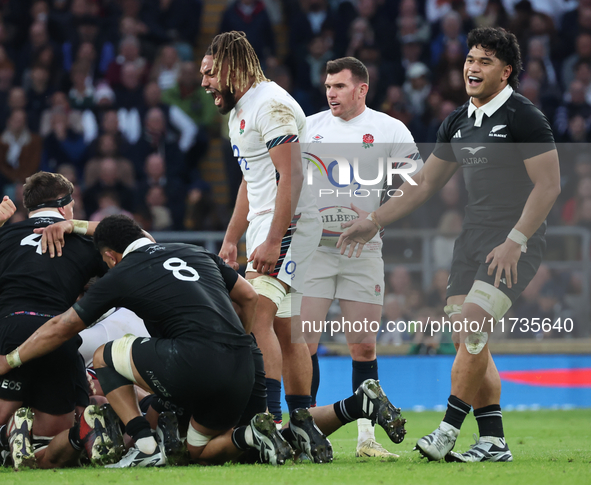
top-left (486, 238), bottom-right (523, 289)
top-left (33, 220), bottom-right (73, 258)
top-left (0, 195), bottom-right (16, 226)
top-left (248, 239), bottom-right (280, 274)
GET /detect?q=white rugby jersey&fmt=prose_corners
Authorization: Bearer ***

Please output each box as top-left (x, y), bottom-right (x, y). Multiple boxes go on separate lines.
top-left (229, 81), bottom-right (317, 221)
top-left (305, 107), bottom-right (423, 254)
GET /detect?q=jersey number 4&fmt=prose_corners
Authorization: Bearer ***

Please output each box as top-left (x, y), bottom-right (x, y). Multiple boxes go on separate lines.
top-left (163, 257), bottom-right (200, 282)
top-left (20, 233), bottom-right (43, 255)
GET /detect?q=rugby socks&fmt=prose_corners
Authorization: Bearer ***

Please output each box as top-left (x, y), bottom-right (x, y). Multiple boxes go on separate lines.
top-left (442, 395), bottom-right (471, 432)
top-left (266, 378), bottom-right (283, 423)
top-left (310, 353), bottom-right (320, 406)
top-left (231, 426), bottom-right (253, 451)
top-left (68, 422), bottom-right (83, 451)
top-left (126, 416), bottom-right (157, 454)
top-left (353, 359), bottom-right (379, 443)
top-left (474, 404), bottom-right (505, 438)
top-left (285, 395), bottom-right (311, 414)
top-left (333, 395), bottom-right (364, 425)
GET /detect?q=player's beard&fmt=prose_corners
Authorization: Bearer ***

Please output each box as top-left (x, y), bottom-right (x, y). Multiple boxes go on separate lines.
top-left (217, 86), bottom-right (237, 115)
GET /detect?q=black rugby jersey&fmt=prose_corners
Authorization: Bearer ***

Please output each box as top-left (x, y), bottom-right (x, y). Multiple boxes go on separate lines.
top-left (433, 90), bottom-right (556, 231)
top-left (0, 215), bottom-right (106, 319)
top-left (73, 242), bottom-right (251, 347)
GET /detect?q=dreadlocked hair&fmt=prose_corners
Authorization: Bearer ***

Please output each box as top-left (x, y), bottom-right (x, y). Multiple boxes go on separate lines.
top-left (206, 31), bottom-right (268, 93)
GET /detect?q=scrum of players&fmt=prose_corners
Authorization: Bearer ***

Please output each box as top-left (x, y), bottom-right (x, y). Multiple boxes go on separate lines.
top-left (0, 32), bottom-right (409, 470)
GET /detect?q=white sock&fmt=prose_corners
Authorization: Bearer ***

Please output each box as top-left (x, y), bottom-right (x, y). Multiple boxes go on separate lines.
top-left (439, 421), bottom-right (460, 437)
top-left (357, 418), bottom-right (375, 444)
top-left (244, 426), bottom-right (254, 447)
top-left (136, 436), bottom-right (157, 455)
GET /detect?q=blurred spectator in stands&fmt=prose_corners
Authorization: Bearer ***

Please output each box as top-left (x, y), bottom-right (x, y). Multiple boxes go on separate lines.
top-left (396, 35), bottom-right (426, 85)
top-left (92, 108), bottom-right (133, 160)
top-left (352, 0), bottom-right (395, 62)
top-left (0, 87), bottom-right (27, 134)
top-left (562, 176), bottom-right (591, 225)
top-left (521, 58), bottom-right (560, 120)
top-left (562, 33), bottom-right (591, 91)
top-left (129, 107), bottom-right (184, 181)
top-left (105, 35), bottom-right (147, 88)
top-left (68, 62), bottom-right (94, 110)
top-left (0, 51), bottom-right (15, 109)
top-left (85, 133), bottom-right (135, 189)
top-left (518, 78), bottom-right (542, 107)
top-left (114, 62), bottom-right (144, 111)
top-left (432, 210), bottom-right (462, 271)
top-left (89, 190), bottom-right (134, 222)
top-left (434, 38), bottom-right (464, 80)
top-left (0, 109), bottom-right (42, 190)
top-left (184, 180), bottom-right (227, 231)
top-left (39, 90), bottom-right (97, 144)
top-left (438, 68), bottom-right (467, 106)
top-left (554, 80), bottom-right (591, 140)
top-left (142, 81), bottom-right (197, 154)
top-left (17, 22), bottom-right (60, 82)
top-left (561, 1), bottom-right (591, 57)
top-left (345, 17), bottom-right (374, 59)
top-left (526, 36), bottom-right (558, 88)
top-left (430, 11), bottom-right (467, 67)
top-left (403, 62), bottom-right (431, 118)
top-left (381, 85), bottom-right (414, 128)
top-left (296, 35), bottom-right (333, 94)
top-left (151, 0), bottom-right (202, 47)
top-left (136, 153), bottom-right (186, 230)
top-left (397, 0), bottom-right (430, 44)
top-left (572, 59), bottom-right (591, 103)
top-left (84, 156), bottom-right (136, 216)
top-left (379, 294), bottom-right (406, 345)
top-left (220, 0), bottom-right (276, 68)
top-left (25, 65), bottom-right (52, 133)
top-left (473, 0), bottom-right (509, 29)
top-left (575, 197), bottom-right (591, 231)
top-left (144, 185), bottom-right (173, 230)
top-left (425, 99), bottom-right (457, 143)
top-left (150, 45), bottom-right (181, 91)
top-left (31, 43), bottom-right (62, 90)
top-left (289, 0), bottom-right (334, 68)
top-left (387, 266), bottom-right (413, 307)
top-left (560, 152), bottom-right (591, 206)
top-left (42, 107), bottom-right (89, 176)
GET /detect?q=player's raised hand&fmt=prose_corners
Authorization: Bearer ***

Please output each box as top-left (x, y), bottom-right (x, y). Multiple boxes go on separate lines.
top-left (336, 217), bottom-right (377, 259)
top-left (0, 195), bottom-right (17, 227)
top-left (33, 220), bottom-right (73, 258)
top-left (219, 241), bottom-right (239, 270)
top-left (485, 238), bottom-right (522, 289)
top-left (248, 239), bottom-right (280, 275)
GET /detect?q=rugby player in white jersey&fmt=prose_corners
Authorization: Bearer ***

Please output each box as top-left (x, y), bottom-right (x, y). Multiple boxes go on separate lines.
top-left (301, 57), bottom-right (423, 458)
top-left (200, 31), bottom-right (324, 441)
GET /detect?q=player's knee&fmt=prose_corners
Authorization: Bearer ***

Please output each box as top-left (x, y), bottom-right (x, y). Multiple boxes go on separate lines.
top-left (92, 345), bottom-right (107, 369)
top-left (350, 342), bottom-right (376, 361)
top-left (250, 275), bottom-right (287, 308)
top-left (276, 292), bottom-right (303, 318)
top-left (463, 331), bottom-right (488, 355)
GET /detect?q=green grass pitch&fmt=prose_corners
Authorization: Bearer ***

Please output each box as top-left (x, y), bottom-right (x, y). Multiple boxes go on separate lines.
top-left (1, 410), bottom-right (589, 485)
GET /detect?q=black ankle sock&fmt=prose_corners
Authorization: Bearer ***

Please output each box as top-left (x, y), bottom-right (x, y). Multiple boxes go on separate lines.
top-left (231, 426), bottom-right (250, 451)
top-left (443, 395), bottom-right (471, 430)
top-left (311, 353), bottom-right (320, 406)
top-left (285, 395), bottom-right (311, 414)
top-left (125, 416), bottom-right (153, 441)
top-left (280, 427), bottom-right (296, 446)
top-left (266, 378), bottom-right (282, 422)
top-left (333, 395), bottom-right (363, 425)
top-left (68, 422), bottom-right (82, 451)
top-left (0, 424), bottom-right (8, 450)
top-left (352, 359), bottom-right (378, 392)
top-left (474, 404), bottom-right (504, 438)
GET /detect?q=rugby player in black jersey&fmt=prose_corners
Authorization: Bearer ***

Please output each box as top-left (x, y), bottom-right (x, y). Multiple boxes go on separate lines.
top-left (338, 27), bottom-right (561, 463)
top-left (0, 173), bottom-right (119, 469)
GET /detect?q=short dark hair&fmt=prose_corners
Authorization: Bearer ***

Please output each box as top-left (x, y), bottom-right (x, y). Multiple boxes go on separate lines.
top-left (326, 57), bottom-right (369, 84)
top-left (467, 27), bottom-right (522, 89)
top-left (94, 215), bottom-right (144, 254)
top-left (23, 172), bottom-right (73, 210)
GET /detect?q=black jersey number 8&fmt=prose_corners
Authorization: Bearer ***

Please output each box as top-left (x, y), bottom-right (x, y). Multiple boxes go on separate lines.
top-left (163, 257), bottom-right (200, 282)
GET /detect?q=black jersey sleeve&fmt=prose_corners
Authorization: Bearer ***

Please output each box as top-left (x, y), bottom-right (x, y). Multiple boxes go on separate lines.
top-left (206, 253), bottom-right (239, 291)
top-left (432, 114), bottom-right (458, 162)
top-left (73, 272), bottom-right (123, 326)
top-left (510, 102), bottom-right (556, 159)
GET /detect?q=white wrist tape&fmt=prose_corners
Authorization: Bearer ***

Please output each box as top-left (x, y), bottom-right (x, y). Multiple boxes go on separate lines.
top-left (6, 347), bottom-right (22, 368)
top-left (71, 220), bottom-right (89, 235)
top-left (507, 228), bottom-right (528, 253)
top-left (366, 212), bottom-right (382, 230)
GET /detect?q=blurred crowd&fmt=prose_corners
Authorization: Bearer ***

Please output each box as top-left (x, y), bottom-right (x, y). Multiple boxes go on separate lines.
top-left (0, 0), bottom-right (589, 341)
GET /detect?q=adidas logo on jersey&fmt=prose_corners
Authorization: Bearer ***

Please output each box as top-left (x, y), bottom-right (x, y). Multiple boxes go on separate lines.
top-left (453, 130), bottom-right (462, 138)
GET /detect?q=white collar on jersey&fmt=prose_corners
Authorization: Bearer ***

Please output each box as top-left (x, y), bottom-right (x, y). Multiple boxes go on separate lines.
top-left (467, 84), bottom-right (513, 127)
top-left (122, 237), bottom-right (153, 259)
top-left (30, 211), bottom-right (64, 219)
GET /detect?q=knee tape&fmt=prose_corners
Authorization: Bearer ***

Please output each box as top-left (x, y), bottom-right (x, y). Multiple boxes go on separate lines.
top-left (250, 276), bottom-right (287, 308)
top-left (108, 334), bottom-right (138, 383)
top-left (464, 331), bottom-right (489, 355)
top-left (186, 422), bottom-right (212, 447)
top-left (276, 291), bottom-right (303, 318)
top-left (444, 304), bottom-right (462, 317)
top-left (464, 280), bottom-right (512, 322)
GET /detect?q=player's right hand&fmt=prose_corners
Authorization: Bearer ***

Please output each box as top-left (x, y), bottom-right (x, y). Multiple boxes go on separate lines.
top-left (336, 217), bottom-right (377, 258)
top-left (219, 241), bottom-right (239, 270)
top-left (33, 220), bottom-right (74, 258)
top-left (0, 195), bottom-right (16, 226)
